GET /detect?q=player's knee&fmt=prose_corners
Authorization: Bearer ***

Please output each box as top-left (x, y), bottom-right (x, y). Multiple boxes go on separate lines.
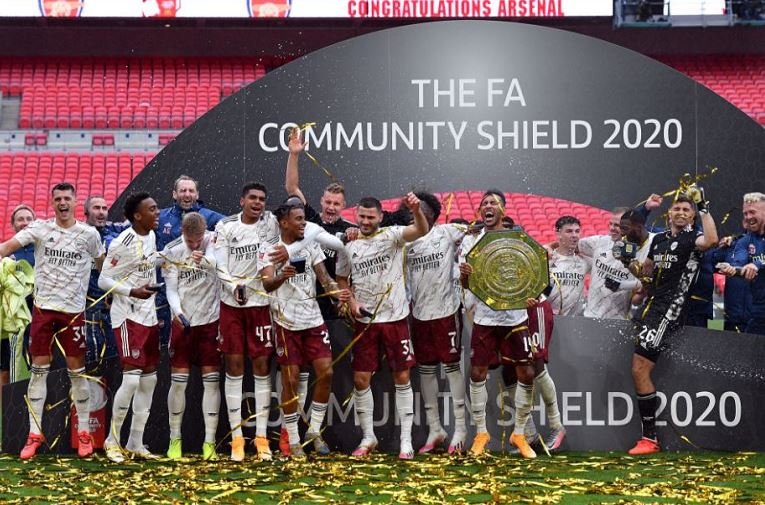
top-left (353, 375), bottom-right (370, 391)
top-left (516, 366), bottom-right (535, 385)
top-left (315, 366), bottom-right (333, 385)
top-left (470, 368), bottom-right (487, 383)
top-left (251, 358), bottom-right (269, 377)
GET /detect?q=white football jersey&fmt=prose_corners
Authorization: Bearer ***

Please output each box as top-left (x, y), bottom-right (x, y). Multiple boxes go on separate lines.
top-left (406, 224), bottom-right (465, 321)
top-left (336, 226), bottom-right (408, 323)
top-left (100, 228), bottom-right (158, 328)
top-left (214, 212), bottom-right (279, 308)
top-left (259, 240), bottom-right (326, 331)
top-left (458, 231), bottom-right (528, 327)
top-left (580, 234), bottom-right (653, 319)
top-left (161, 231), bottom-right (220, 326)
top-left (15, 219), bottom-right (104, 313)
top-left (547, 252), bottom-right (592, 316)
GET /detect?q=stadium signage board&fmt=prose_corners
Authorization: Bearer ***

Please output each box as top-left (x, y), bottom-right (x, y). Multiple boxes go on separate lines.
top-left (3, 0), bottom-right (612, 18)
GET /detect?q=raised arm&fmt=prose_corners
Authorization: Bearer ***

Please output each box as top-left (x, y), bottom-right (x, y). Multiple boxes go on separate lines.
top-left (401, 192), bottom-right (429, 242)
top-left (285, 127), bottom-right (307, 204)
top-left (695, 210), bottom-right (718, 251)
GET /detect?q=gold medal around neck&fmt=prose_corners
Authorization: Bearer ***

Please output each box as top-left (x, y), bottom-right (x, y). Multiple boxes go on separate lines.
top-left (466, 229), bottom-right (550, 310)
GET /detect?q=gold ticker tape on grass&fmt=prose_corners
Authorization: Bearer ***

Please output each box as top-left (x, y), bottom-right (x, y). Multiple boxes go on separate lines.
top-left (1, 451), bottom-right (762, 504)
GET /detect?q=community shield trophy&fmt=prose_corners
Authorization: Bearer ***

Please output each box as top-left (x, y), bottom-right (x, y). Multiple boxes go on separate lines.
top-left (466, 229), bottom-right (550, 310)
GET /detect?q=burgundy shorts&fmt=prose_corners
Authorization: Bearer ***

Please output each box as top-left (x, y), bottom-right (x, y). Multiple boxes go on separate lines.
top-left (115, 319), bottom-right (160, 369)
top-left (29, 308), bottom-right (87, 358)
top-left (169, 320), bottom-right (221, 369)
top-left (218, 303), bottom-right (274, 359)
top-left (471, 322), bottom-right (534, 367)
top-left (527, 299), bottom-right (554, 362)
top-left (351, 318), bottom-right (416, 373)
top-left (411, 312), bottom-right (462, 365)
top-left (273, 323), bottom-right (332, 366)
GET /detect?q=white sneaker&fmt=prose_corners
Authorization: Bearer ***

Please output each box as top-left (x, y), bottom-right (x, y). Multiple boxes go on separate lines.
top-left (418, 427), bottom-right (447, 454)
top-left (399, 439), bottom-right (414, 460)
top-left (104, 441), bottom-right (125, 464)
top-left (125, 441), bottom-right (160, 460)
top-left (448, 428), bottom-right (468, 454)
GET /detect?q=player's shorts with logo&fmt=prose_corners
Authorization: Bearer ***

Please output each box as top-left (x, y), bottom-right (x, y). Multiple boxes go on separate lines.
top-left (169, 320), bottom-right (220, 368)
top-left (218, 303), bottom-right (274, 358)
top-left (351, 318), bottom-right (416, 373)
top-left (411, 312), bottom-right (461, 365)
top-left (273, 323), bottom-right (331, 366)
top-left (29, 308), bottom-right (87, 358)
top-left (527, 299), bottom-right (554, 362)
top-left (633, 303), bottom-right (681, 362)
top-left (115, 319), bottom-right (160, 368)
top-left (470, 322), bottom-right (534, 367)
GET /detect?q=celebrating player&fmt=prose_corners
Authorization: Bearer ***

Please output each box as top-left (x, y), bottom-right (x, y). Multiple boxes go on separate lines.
top-left (547, 216), bottom-right (591, 316)
top-left (214, 182), bottom-right (283, 461)
top-left (163, 212), bottom-right (221, 461)
top-left (458, 189), bottom-right (538, 458)
top-left (405, 192), bottom-right (469, 454)
top-left (99, 192), bottom-right (162, 462)
top-left (626, 191), bottom-right (717, 455)
top-left (0, 183), bottom-right (105, 460)
top-left (336, 193), bottom-right (429, 459)
top-left (259, 202), bottom-right (350, 457)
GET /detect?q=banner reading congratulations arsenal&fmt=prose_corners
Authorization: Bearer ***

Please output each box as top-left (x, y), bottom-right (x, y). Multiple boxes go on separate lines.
top-left (8, 0), bottom-right (682, 18)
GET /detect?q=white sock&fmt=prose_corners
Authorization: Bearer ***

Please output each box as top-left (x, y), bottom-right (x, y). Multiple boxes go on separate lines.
top-left (353, 387), bottom-right (375, 441)
top-left (284, 412), bottom-right (300, 445)
top-left (469, 379), bottom-right (488, 434)
top-left (69, 367), bottom-right (91, 433)
top-left (254, 374), bottom-right (271, 438)
top-left (444, 363), bottom-right (466, 431)
top-left (506, 379), bottom-right (538, 436)
top-left (513, 382), bottom-right (534, 436)
top-left (224, 374), bottom-right (244, 438)
top-left (27, 364), bottom-right (49, 436)
top-left (107, 369), bottom-right (140, 445)
top-left (418, 365), bottom-right (442, 433)
top-left (127, 371), bottom-right (157, 448)
top-left (167, 373), bottom-right (188, 440)
top-left (535, 368), bottom-right (562, 430)
top-left (395, 382), bottom-right (415, 443)
top-left (298, 371), bottom-right (309, 414)
top-left (202, 372), bottom-right (221, 444)
top-left (309, 401), bottom-right (328, 434)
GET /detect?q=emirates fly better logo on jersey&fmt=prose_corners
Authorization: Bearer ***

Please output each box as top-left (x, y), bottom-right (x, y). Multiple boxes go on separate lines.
top-left (248, 0), bottom-right (291, 17)
top-left (39, 0), bottom-right (83, 16)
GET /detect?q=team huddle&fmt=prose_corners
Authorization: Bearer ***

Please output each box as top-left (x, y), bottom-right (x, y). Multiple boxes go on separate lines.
top-left (0, 128), bottom-right (724, 462)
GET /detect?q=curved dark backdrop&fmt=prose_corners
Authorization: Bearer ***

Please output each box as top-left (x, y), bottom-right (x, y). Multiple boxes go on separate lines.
top-left (111, 20), bottom-right (765, 236)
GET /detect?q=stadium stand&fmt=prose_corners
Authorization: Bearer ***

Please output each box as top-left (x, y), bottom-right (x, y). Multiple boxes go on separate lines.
top-left (340, 191), bottom-right (611, 245)
top-left (1, 55), bottom-right (764, 131)
top-left (0, 153), bottom-right (153, 234)
top-left (658, 54), bottom-right (765, 124)
top-left (0, 58), bottom-right (267, 130)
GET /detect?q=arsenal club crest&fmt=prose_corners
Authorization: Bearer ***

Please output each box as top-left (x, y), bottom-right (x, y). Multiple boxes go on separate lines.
top-left (247, 0), bottom-right (291, 17)
top-left (143, 0), bottom-right (181, 18)
top-left (39, 0), bottom-right (83, 17)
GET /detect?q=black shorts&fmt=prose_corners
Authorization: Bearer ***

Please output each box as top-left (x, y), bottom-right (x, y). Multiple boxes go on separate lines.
top-left (0, 338), bottom-right (10, 372)
top-left (633, 310), bottom-right (681, 362)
